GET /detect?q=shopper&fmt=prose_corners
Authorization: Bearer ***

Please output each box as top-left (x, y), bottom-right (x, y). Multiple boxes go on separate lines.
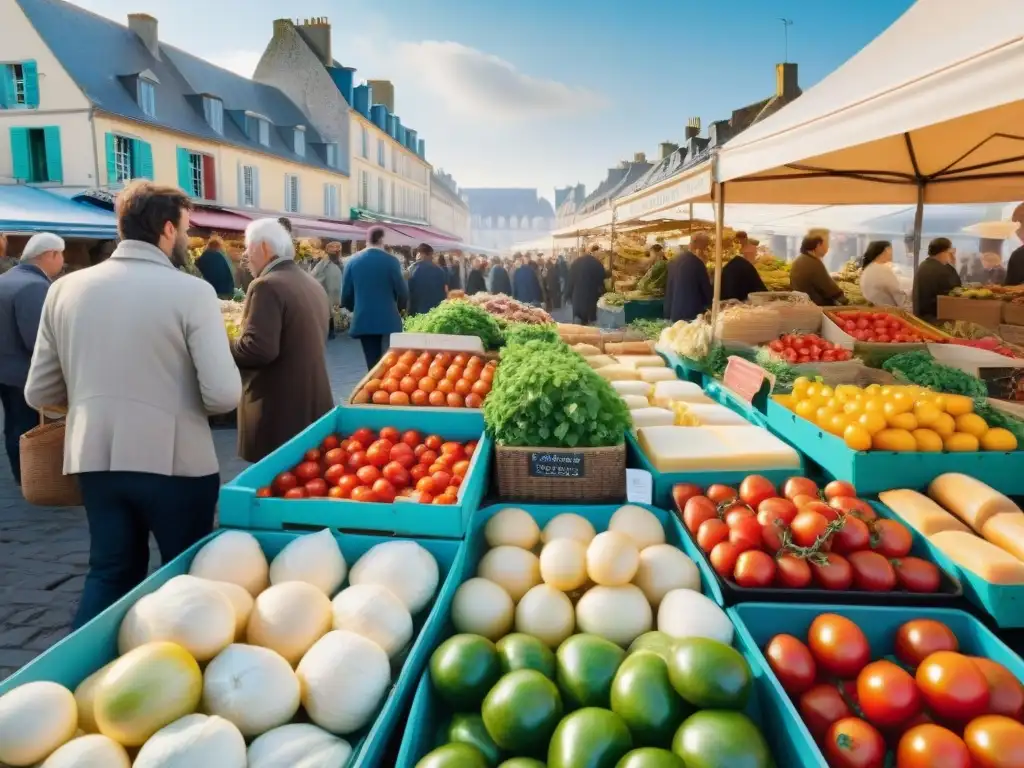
top-left (24, 181), bottom-right (241, 627)
top-left (860, 241), bottom-right (907, 308)
top-left (0, 234), bottom-right (17, 275)
top-left (488, 257), bottom-right (512, 295)
top-left (311, 242), bottom-right (343, 339)
top-left (0, 232), bottom-right (65, 484)
top-left (913, 237), bottom-right (962, 323)
top-left (342, 226), bottom-right (408, 369)
top-left (566, 245), bottom-right (607, 325)
top-left (665, 234), bottom-right (713, 322)
top-left (195, 235), bottom-right (236, 298)
top-left (789, 233), bottom-right (847, 306)
top-left (1005, 204), bottom-right (1024, 285)
top-left (720, 237), bottom-right (768, 302)
top-left (408, 243), bottom-right (449, 315)
top-left (544, 257), bottom-right (562, 311)
top-left (466, 257), bottom-right (488, 295)
top-left (513, 255), bottom-right (544, 306)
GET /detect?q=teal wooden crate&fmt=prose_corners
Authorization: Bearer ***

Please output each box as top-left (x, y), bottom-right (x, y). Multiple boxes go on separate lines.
top-left (704, 378), bottom-right (770, 428)
top-left (764, 398), bottom-right (1024, 494)
top-left (656, 349), bottom-right (705, 385)
top-left (218, 405), bottom-right (492, 538)
top-left (0, 529), bottom-right (466, 768)
top-left (729, 602), bottom-right (1024, 768)
top-left (623, 298), bottom-right (665, 323)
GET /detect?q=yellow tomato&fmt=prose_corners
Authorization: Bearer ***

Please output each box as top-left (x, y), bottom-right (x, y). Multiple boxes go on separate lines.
top-left (858, 412), bottom-right (888, 436)
top-left (805, 384), bottom-right (820, 399)
top-left (794, 399), bottom-right (819, 420)
top-left (843, 424), bottom-right (873, 451)
top-left (942, 394), bottom-right (974, 416)
top-left (792, 377), bottom-right (812, 397)
top-left (864, 398), bottom-right (887, 414)
top-left (827, 413), bottom-right (851, 436)
top-left (912, 429), bottom-right (944, 452)
top-left (954, 413), bottom-right (989, 438)
top-left (931, 394), bottom-right (947, 412)
top-left (887, 412), bottom-right (919, 431)
top-left (944, 432), bottom-right (980, 452)
top-left (818, 385), bottom-right (835, 399)
top-left (931, 412), bottom-right (956, 438)
top-left (843, 399), bottom-right (866, 416)
top-left (873, 428), bottom-right (917, 452)
top-left (815, 407), bottom-right (837, 428)
top-left (890, 391), bottom-right (916, 412)
top-left (880, 385), bottom-right (894, 397)
top-left (864, 384), bottom-right (883, 396)
top-left (913, 401), bottom-right (941, 427)
top-left (825, 397), bottom-right (840, 411)
top-left (774, 394), bottom-right (796, 410)
top-left (980, 427), bottom-right (1018, 452)
top-left (883, 399), bottom-right (914, 419)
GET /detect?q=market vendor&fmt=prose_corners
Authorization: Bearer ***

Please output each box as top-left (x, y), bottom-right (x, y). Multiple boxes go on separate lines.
top-left (665, 233), bottom-right (713, 322)
top-left (860, 240), bottom-right (907, 308)
top-left (720, 237), bottom-right (767, 302)
top-left (789, 233), bottom-right (848, 306)
top-left (566, 244), bottom-right (607, 325)
top-left (912, 237), bottom-right (962, 323)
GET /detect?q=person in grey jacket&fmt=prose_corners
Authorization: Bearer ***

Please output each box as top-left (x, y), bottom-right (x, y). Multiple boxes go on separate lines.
top-left (0, 232), bottom-right (65, 483)
top-left (311, 242), bottom-right (343, 339)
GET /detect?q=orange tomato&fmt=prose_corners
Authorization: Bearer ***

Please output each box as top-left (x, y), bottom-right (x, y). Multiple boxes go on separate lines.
top-left (453, 460), bottom-right (471, 477)
top-left (480, 368), bottom-right (495, 383)
top-left (433, 494), bottom-right (457, 505)
top-left (372, 390), bottom-right (390, 404)
top-left (465, 393), bottom-right (483, 409)
top-left (381, 352), bottom-right (399, 368)
top-left (399, 350), bottom-right (416, 365)
top-left (446, 392), bottom-right (465, 408)
top-left (364, 379), bottom-right (382, 394)
top-left (400, 376), bottom-right (418, 394)
top-left (419, 376), bottom-right (437, 393)
top-left (436, 352), bottom-right (452, 367)
top-left (471, 380), bottom-right (491, 396)
top-left (441, 442), bottom-right (464, 457)
top-left (411, 390), bottom-right (429, 406)
top-left (352, 389), bottom-right (371, 404)
top-left (425, 435), bottom-right (443, 451)
top-left (382, 377), bottom-right (401, 394)
top-left (428, 390), bottom-right (447, 406)
top-left (389, 391), bottom-right (410, 405)
top-left (428, 363), bottom-right (446, 380)
top-left (409, 362), bottom-right (428, 379)
top-left (437, 378), bottom-right (455, 394)
top-left (462, 367), bottom-right (479, 383)
top-left (416, 476), bottom-right (435, 494)
top-left (454, 379), bottom-right (472, 396)
top-left (391, 362), bottom-right (411, 378)
top-left (453, 353), bottom-right (469, 366)
top-left (446, 365), bottom-right (464, 382)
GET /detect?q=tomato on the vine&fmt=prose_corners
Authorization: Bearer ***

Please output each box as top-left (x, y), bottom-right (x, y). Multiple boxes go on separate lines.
top-left (791, 510), bottom-right (830, 547)
top-left (823, 718), bottom-right (886, 768)
top-left (783, 476), bottom-right (819, 501)
top-left (696, 518), bottom-right (730, 551)
top-left (706, 484), bottom-right (738, 504)
top-left (870, 519), bottom-right (913, 557)
top-left (892, 556), bottom-right (941, 593)
top-left (739, 474), bottom-right (777, 508)
top-left (831, 515), bottom-right (871, 555)
top-left (765, 634), bottom-right (817, 695)
top-left (808, 613), bottom-right (870, 678)
top-left (709, 541), bottom-right (742, 578)
top-left (963, 714), bottom-right (1024, 768)
top-left (829, 495), bottom-right (876, 520)
top-left (683, 496), bottom-right (718, 534)
top-left (733, 550), bottom-right (775, 587)
top-left (897, 723), bottom-right (972, 768)
top-left (915, 651), bottom-right (990, 722)
top-left (895, 619), bottom-right (959, 667)
top-left (775, 554), bottom-right (812, 588)
top-left (969, 657), bottom-right (1024, 718)
top-left (811, 552), bottom-right (853, 591)
top-left (803, 499), bottom-right (840, 522)
top-left (824, 479), bottom-right (857, 500)
top-left (728, 516), bottom-right (763, 552)
top-left (847, 550), bottom-right (897, 592)
top-left (761, 519), bottom-right (786, 553)
top-left (856, 660), bottom-right (921, 727)
top-left (757, 496), bottom-right (797, 525)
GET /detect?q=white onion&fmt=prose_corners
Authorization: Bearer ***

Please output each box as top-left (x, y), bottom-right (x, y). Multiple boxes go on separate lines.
top-left (202, 644), bottom-right (300, 737)
top-left (189, 531), bottom-right (269, 597)
top-left (247, 723), bottom-right (353, 768)
top-left (331, 584), bottom-right (413, 658)
top-left (349, 541), bottom-right (439, 614)
top-left (269, 529), bottom-right (347, 597)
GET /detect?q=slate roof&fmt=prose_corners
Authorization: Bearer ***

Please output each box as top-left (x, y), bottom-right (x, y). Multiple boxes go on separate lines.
top-left (15, 0), bottom-right (342, 174)
top-left (460, 189), bottom-right (554, 219)
top-left (578, 160), bottom-right (652, 215)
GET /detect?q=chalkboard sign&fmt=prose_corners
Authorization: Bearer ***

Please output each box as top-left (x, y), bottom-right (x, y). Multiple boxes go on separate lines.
top-left (529, 452), bottom-right (585, 478)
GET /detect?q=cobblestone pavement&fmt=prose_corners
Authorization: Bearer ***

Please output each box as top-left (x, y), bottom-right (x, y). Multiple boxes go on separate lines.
top-left (0, 335), bottom-right (370, 679)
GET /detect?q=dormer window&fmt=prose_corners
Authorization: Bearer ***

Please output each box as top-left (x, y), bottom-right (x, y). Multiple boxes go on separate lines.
top-left (138, 77), bottom-right (156, 117)
top-left (203, 96), bottom-right (223, 135)
top-left (325, 142), bottom-right (339, 169)
top-left (245, 113), bottom-right (270, 147)
top-left (294, 126), bottom-right (306, 157)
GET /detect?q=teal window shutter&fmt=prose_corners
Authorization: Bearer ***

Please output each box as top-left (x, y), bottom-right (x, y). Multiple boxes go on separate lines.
top-left (42, 126), bottom-right (62, 183)
top-left (105, 132), bottom-right (117, 184)
top-left (22, 61), bottom-right (39, 108)
top-left (176, 147), bottom-right (191, 193)
top-left (0, 65), bottom-right (11, 108)
top-left (133, 139), bottom-right (153, 180)
top-left (9, 127), bottom-right (30, 180)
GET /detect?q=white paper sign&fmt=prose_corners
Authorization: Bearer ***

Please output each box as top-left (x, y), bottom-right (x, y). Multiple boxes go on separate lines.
top-left (625, 469), bottom-right (653, 505)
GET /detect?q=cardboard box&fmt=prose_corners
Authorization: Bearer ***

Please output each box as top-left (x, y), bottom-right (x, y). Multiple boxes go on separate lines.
top-left (1002, 302), bottom-right (1024, 327)
top-left (937, 296), bottom-right (1004, 330)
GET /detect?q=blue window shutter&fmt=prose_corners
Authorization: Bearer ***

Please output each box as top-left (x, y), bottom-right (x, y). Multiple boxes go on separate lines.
top-left (105, 132), bottom-right (117, 184)
top-left (9, 128), bottom-right (30, 180)
top-left (42, 126), bottom-right (62, 183)
top-left (176, 147), bottom-right (191, 193)
top-left (133, 139), bottom-right (153, 180)
top-left (253, 166), bottom-right (260, 208)
top-left (22, 61), bottom-right (39, 108)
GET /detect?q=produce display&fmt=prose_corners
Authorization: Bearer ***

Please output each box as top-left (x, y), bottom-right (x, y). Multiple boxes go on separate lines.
top-left (501, 323), bottom-right (561, 347)
top-left (351, 349), bottom-right (496, 409)
top-left (460, 293), bottom-right (554, 325)
top-left (220, 300), bottom-right (243, 341)
top-left (635, 259), bottom-right (667, 298)
top-left (762, 613), bottom-right (1024, 767)
top-left (627, 318), bottom-right (670, 341)
top-left (765, 333), bottom-right (855, 364)
top-left (405, 302), bottom-right (505, 349)
top-left (255, 426), bottom-right (478, 504)
top-left (826, 310), bottom-right (943, 344)
top-left (672, 477), bottom-right (947, 595)
top-left (831, 259), bottom-right (867, 305)
top-left (0, 529), bottom-right (442, 768)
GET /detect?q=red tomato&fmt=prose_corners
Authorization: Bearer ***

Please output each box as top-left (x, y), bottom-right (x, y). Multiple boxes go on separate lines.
top-left (963, 715), bottom-right (1024, 768)
top-left (351, 486), bottom-right (378, 503)
top-left (324, 464), bottom-right (346, 487)
top-left (672, 483), bottom-right (703, 511)
top-left (706, 484), bottom-right (738, 505)
top-left (452, 460), bottom-right (471, 478)
top-left (413, 444), bottom-right (428, 458)
top-left (831, 515), bottom-right (871, 555)
top-left (367, 440), bottom-right (394, 468)
top-left (760, 519), bottom-right (785, 554)
top-left (335, 474), bottom-right (359, 498)
top-left (709, 541), bottom-right (742, 578)
top-left (823, 718), bottom-right (885, 768)
top-left (791, 510), bottom-right (829, 547)
top-left (379, 426), bottom-right (400, 443)
top-left (895, 619), bottom-right (960, 667)
top-left (273, 471), bottom-right (298, 494)
top-left (733, 550), bottom-right (776, 587)
top-left (256, 486), bottom-right (273, 498)
top-left (728, 516), bottom-right (764, 552)
top-left (696, 518), bottom-right (730, 551)
top-left (327, 486), bottom-right (346, 499)
top-left (775, 554), bottom-right (812, 588)
top-left (294, 461), bottom-right (321, 482)
top-left (323, 447), bottom-right (346, 467)
top-left (382, 461), bottom-right (410, 489)
top-left (824, 480), bottom-right (857, 500)
top-left (304, 478), bottom-right (328, 497)
top-left (783, 476), bottom-right (819, 501)
top-left (856, 660), bottom-right (921, 727)
top-left (351, 427), bottom-right (375, 446)
top-left (723, 503), bottom-right (755, 528)
top-left (683, 496), bottom-right (718, 534)
top-left (803, 499), bottom-right (839, 522)
top-left (757, 497), bottom-right (798, 525)
top-left (829, 495), bottom-right (876, 520)
top-left (811, 552), bottom-right (854, 591)
top-left (792, 493), bottom-right (819, 510)
top-left (970, 658), bottom-right (1024, 719)
top-left (347, 451), bottom-right (368, 471)
top-left (396, 431), bottom-right (419, 450)
top-left (765, 634), bottom-right (817, 695)
top-left (440, 441), bottom-right (464, 458)
top-left (304, 448), bottom-right (322, 463)
top-left (892, 557), bottom-right (941, 593)
top-left (419, 449), bottom-right (439, 467)
top-left (871, 519), bottom-right (913, 558)
top-left (371, 478), bottom-right (397, 503)
top-left (916, 652), bottom-right (990, 722)
top-left (431, 471), bottom-right (453, 494)
top-left (389, 443), bottom-right (416, 470)
top-left (410, 464), bottom-right (429, 483)
top-left (799, 683), bottom-right (852, 741)
top-left (739, 475), bottom-right (777, 508)
top-left (356, 465), bottom-right (381, 486)
top-left (321, 434), bottom-right (340, 451)
top-left (847, 550), bottom-right (897, 592)
top-left (283, 487), bottom-right (307, 499)
top-left (808, 614), bottom-right (870, 678)
top-left (897, 724), bottom-right (972, 768)
top-left (424, 434), bottom-right (443, 451)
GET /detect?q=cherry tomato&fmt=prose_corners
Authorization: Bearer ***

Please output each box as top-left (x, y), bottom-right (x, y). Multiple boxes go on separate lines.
top-left (672, 483), bottom-right (703, 511)
top-left (431, 471), bottom-right (453, 495)
top-left (823, 718), bottom-right (885, 768)
top-left (327, 485), bottom-right (346, 499)
top-left (323, 447), bottom-right (346, 467)
top-left (351, 486), bottom-right (378, 503)
top-left (351, 427), bottom-right (375, 446)
top-left (831, 515), bottom-right (871, 555)
top-left (897, 723), bottom-right (972, 768)
top-left (401, 429), bottom-right (422, 448)
top-left (916, 651), bottom-right (990, 722)
top-left (382, 461), bottom-right (410, 489)
top-left (419, 449), bottom-right (439, 467)
top-left (728, 516), bottom-right (763, 552)
top-left (895, 619), bottom-right (959, 667)
top-left (389, 443), bottom-right (416, 470)
top-left (757, 496), bottom-right (798, 526)
top-left (304, 478), bottom-right (328, 497)
top-left (683, 496), bottom-right (718, 534)
top-left (379, 426), bottom-right (400, 443)
top-left (256, 486), bottom-right (273, 498)
top-left (811, 552), bottom-right (853, 591)
top-left (409, 464), bottom-right (429, 483)
top-left (424, 434), bottom-right (443, 451)
top-left (969, 657), bottom-right (1024, 719)
top-left (347, 451), bottom-right (368, 471)
top-left (775, 554), bottom-right (812, 588)
top-left (304, 448), bottom-right (322, 463)
top-left (272, 471), bottom-right (298, 494)
top-left (723, 503), bottom-right (755, 528)
top-left (892, 557), bottom-right (941, 593)
top-left (803, 499), bottom-right (840, 522)
top-left (294, 461), bottom-right (321, 482)
top-left (706, 484), bottom-right (738, 505)
top-left (709, 541), bottom-right (742, 578)
top-left (808, 613), bottom-right (870, 678)
top-left (871, 519), bottom-right (913, 558)
top-left (783, 476), bottom-right (819, 501)
top-left (371, 478), bottom-right (397, 503)
top-left (761, 518), bottom-right (786, 554)
top-left (335, 474), bottom-right (359, 497)
top-left (321, 434), bottom-right (340, 451)
top-left (856, 660), bottom-right (921, 727)
top-left (739, 474), bottom-right (777, 508)
top-left (283, 487), bottom-right (307, 499)
top-left (824, 479), bottom-right (857, 500)
top-left (440, 441), bottom-right (465, 458)
top-left (366, 440), bottom-right (394, 468)
top-left (356, 465), bottom-right (381, 487)
top-left (798, 683), bottom-right (852, 741)
top-left (829, 495), bottom-right (876, 520)
top-left (791, 510), bottom-right (830, 547)
top-left (697, 518), bottom-right (730, 551)
top-left (847, 550), bottom-right (897, 592)
top-left (324, 463), bottom-right (346, 487)
top-left (733, 550), bottom-right (776, 587)
top-left (765, 634), bottom-right (817, 695)
top-left (963, 714), bottom-right (1024, 768)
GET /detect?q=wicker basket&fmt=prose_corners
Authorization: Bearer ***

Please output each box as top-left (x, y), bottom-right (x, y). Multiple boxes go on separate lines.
top-left (20, 410), bottom-right (81, 507)
top-left (494, 443), bottom-right (626, 502)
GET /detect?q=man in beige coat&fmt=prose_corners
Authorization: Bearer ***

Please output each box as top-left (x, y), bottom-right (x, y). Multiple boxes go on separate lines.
top-left (25, 181), bottom-right (241, 627)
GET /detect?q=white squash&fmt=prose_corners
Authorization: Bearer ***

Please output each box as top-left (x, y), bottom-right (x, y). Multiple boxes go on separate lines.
top-left (575, 584), bottom-right (652, 647)
top-left (608, 505), bottom-right (666, 550)
top-left (477, 546), bottom-right (542, 602)
top-left (542, 513), bottom-right (597, 544)
top-left (141, 576), bottom-right (236, 662)
top-left (349, 540), bottom-right (440, 615)
top-left (539, 538), bottom-right (588, 591)
top-left (247, 723), bottom-right (353, 768)
top-left (40, 734), bottom-right (130, 768)
top-left (515, 584), bottom-right (575, 648)
top-left (296, 630), bottom-right (391, 735)
top-left (133, 714), bottom-right (247, 768)
top-left (247, 581), bottom-right (333, 666)
top-left (74, 661), bottom-right (115, 734)
top-left (331, 584), bottom-right (413, 658)
top-left (451, 578), bottom-right (515, 640)
top-left (586, 531), bottom-right (640, 586)
top-left (118, 593), bottom-right (156, 655)
top-left (657, 589), bottom-right (733, 645)
top-left (269, 529), bottom-right (347, 597)
top-left (189, 531), bottom-right (269, 597)
top-left (200, 580), bottom-right (255, 641)
top-left (484, 507), bottom-right (541, 549)
top-left (202, 644), bottom-right (300, 737)
top-left (633, 545), bottom-right (701, 607)
top-left (0, 681), bottom-right (77, 767)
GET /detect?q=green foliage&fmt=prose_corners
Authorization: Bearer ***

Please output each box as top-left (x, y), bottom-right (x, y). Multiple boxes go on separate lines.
top-left (483, 340), bottom-right (631, 448)
top-left (626, 318), bottom-right (669, 340)
top-left (974, 401), bottom-right (1024, 442)
top-left (402, 300), bottom-right (504, 349)
top-left (502, 323), bottom-right (561, 346)
top-left (882, 351), bottom-right (987, 399)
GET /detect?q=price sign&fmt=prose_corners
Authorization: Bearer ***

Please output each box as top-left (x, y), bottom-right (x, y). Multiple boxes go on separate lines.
top-left (723, 356), bottom-right (774, 403)
top-left (625, 469), bottom-right (653, 505)
top-left (529, 452), bottom-right (585, 478)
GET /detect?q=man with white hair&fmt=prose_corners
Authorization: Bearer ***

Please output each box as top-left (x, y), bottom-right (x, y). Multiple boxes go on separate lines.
top-left (0, 232), bottom-right (65, 483)
top-left (232, 218), bottom-right (333, 463)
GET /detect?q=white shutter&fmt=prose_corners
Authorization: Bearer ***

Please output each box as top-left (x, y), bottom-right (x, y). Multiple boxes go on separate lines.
top-left (323, 183), bottom-right (330, 217)
top-left (237, 162), bottom-right (244, 206)
top-left (252, 167), bottom-right (260, 208)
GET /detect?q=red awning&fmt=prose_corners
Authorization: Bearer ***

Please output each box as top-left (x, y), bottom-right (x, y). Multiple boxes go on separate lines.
top-left (285, 216), bottom-right (367, 240)
top-left (386, 224), bottom-right (461, 248)
top-left (189, 208), bottom-right (253, 231)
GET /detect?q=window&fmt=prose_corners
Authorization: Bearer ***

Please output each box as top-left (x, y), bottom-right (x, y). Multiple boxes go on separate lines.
top-left (284, 174), bottom-right (300, 213)
top-left (176, 147), bottom-right (216, 199)
top-left (325, 142), bottom-right (339, 169)
top-left (359, 170), bottom-right (369, 208)
top-left (360, 125), bottom-right (368, 159)
top-left (294, 128), bottom-right (305, 157)
top-left (324, 183), bottom-right (339, 217)
top-left (104, 133), bottom-right (152, 184)
top-left (391, 145), bottom-right (398, 173)
top-left (390, 183), bottom-right (396, 215)
top-left (203, 96), bottom-right (223, 134)
top-left (113, 135), bottom-right (133, 183)
top-left (246, 114), bottom-right (270, 146)
top-left (138, 78), bottom-right (156, 118)
top-left (239, 164), bottom-right (258, 208)
top-left (2, 61), bottom-right (39, 108)
top-left (377, 139), bottom-right (385, 168)
top-left (9, 126), bottom-right (61, 183)
top-left (377, 178), bottom-right (385, 213)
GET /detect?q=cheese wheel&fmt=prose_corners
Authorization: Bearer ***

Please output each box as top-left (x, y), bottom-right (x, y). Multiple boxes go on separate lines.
top-left (621, 395), bottom-right (650, 410)
top-left (980, 513), bottom-right (1024, 563)
top-left (928, 473), bottom-right (1020, 532)
top-left (613, 355), bottom-right (666, 369)
top-left (586, 355), bottom-right (616, 370)
top-left (598, 365), bottom-right (641, 382)
top-left (574, 344), bottom-right (602, 357)
top-left (630, 408), bottom-right (675, 429)
top-left (877, 490), bottom-right (972, 537)
top-left (638, 368), bottom-right (678, 383)
top-left (611, 381), bottom-right (654, 398)
top-left (929, 531), bottom-right (1024, 584)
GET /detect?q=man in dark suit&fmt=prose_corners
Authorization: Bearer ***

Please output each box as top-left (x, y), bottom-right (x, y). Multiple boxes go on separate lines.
top-left (665, 232), bottom-right (713, 322)
top-left (342, 227), bottom-right (409, 369)
top-left (408, 243), bottom-right (448, 314)
top-left (466, 257), bottom-right (488, 295)
top-left (1004, 203), bottom-right (1024, 285)
top-left (720, 237), bottom-right (768, 302)
top-left (913, 237), bottom-right (962, 323)
top-left (566, 245), bottom-right (607, 325)
top-left (489, 257), bottom-right (512, 295)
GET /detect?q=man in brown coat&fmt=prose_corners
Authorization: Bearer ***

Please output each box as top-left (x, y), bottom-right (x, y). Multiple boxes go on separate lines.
top-left (232, 218), bottom-right (334, 462)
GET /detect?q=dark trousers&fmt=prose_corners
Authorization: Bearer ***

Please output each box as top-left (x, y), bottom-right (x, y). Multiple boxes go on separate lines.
top-left (0, 383), bottom-right (38, 484)
top-left (328, 315), bottom-right (336, 340)
top-left (359, 335), bottom-right (389, 370)
top-left (73, 471), bottom-right (219, 628)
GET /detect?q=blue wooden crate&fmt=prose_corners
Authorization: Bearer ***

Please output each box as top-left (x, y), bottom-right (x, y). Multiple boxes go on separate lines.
top-left (656, 349), bottom-right (705, 385)
top-left (0, 529), bottom-right (467, 768)
top-left (703, 378), bottom-right (770, 428)
top-left (729, 602), bottom-right (1024, 768)
top-left (218, 405), bottom-right (491, 538)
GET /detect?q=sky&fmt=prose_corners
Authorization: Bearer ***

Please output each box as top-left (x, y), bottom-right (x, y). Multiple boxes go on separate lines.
top-left (65, 0), bottom-right (915, 203)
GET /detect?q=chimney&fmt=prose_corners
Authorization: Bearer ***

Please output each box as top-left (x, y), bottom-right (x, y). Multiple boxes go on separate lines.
top-left (708, 120), bottom-right (732, 147)
top-left (659, 142), bottom-right (678, 159)
top-left (618, 160), bottom-right (630, 169)
top-left (366, 80), bottom-right (395, 112)
top-left (776, 62), bottom-right (799, 98)
top-left (128, 13), bottom-right (160, 59)
top-left (417, 138), bottom-right (425, 158)
top-left (297, 17), bottom-right (332, 67)
top-left (633, 152), bottom-right (647, 164)
top-left (684, 117), bottom-right (701, 141)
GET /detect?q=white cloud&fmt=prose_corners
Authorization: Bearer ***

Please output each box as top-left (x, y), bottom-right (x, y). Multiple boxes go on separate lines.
top-left (204, 50), bottom-right (263, 78)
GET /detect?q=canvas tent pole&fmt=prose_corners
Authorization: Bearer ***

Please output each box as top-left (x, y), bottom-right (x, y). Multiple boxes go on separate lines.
top-left (710, 182), bottom-right (726, 336)
top-left (910, 182), bottom-right (925, 270)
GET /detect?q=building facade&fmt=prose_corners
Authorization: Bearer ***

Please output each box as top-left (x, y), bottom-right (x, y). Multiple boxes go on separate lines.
top-left (429, 170), bottom-right (470, 242)
top-left (460, 189), bottom-right (555, 251)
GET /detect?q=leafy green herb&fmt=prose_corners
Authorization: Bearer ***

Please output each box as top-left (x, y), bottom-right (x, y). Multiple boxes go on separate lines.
top-left (973, 401), bottom-right (1024, 442)
top-left (882, 351), bottom-right (987, 399)
top-left (626, 318), bottom-right (669, 340)
top-left (502, 323), bottom-right (561, 346)
top-left (403, 300), bottom-right (504, 349)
